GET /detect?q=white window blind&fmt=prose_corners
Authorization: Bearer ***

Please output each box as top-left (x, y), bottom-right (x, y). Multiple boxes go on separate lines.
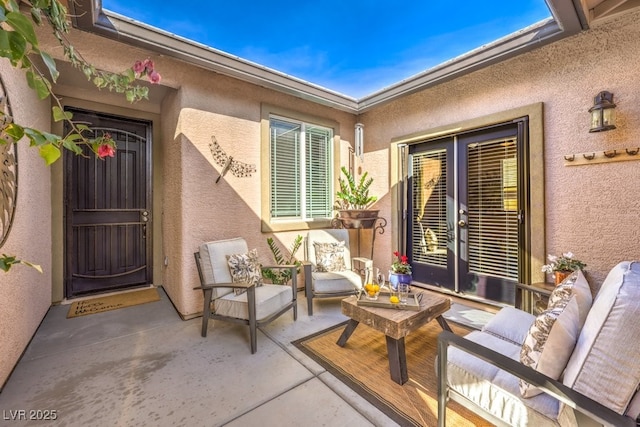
top-left (467, 139), bottom-right (519, 279)
top-left (270, 117), bottom-right (332, 220)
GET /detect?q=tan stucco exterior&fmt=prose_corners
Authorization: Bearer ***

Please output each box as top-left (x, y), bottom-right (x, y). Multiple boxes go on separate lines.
top-left (1, 6), bottom-right (639, 388)
top-left (0, 62), bottom-right (52, 387)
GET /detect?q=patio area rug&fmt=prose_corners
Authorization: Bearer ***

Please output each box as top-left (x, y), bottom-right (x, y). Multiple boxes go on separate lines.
top-left (293, 320), bottom-right (491, 427)
top-left (67, 287), bottom-right (161, 318)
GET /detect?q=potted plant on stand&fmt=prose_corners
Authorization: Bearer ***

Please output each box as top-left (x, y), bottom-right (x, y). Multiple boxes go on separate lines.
top-left (389, 251), bottom-right (412, 290)
top-left (542, 252), bottom-right (586, 285)
top-left (333, 166), bottom-right (378, 229)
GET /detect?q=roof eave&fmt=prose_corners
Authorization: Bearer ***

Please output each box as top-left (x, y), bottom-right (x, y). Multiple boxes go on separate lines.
top-left (70, 0), bottom-right (587, 114)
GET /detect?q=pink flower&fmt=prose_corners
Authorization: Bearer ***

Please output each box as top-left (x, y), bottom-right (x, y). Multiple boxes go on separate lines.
top-left (133, 60), bottom-right (145, 74)
top-left (148, 70), bottom-right (161, 84)
top-left (143, 59), bottom-right (154, 73)
top-left (98, 144), bottom-right (115, 158)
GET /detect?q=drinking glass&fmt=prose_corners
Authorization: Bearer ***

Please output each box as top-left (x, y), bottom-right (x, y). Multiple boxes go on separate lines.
top-left (398, 282), bottom-right (410, 304)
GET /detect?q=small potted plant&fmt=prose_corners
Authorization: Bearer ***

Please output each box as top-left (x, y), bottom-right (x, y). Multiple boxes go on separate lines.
top-left (262, 235), bottom-right (303, 286)
top-left (541, 252), bottom-right (586, 285)
top-left (334, 166), bottom-right (379, 228)
top-left (389, 251), bottom-right (412, 290)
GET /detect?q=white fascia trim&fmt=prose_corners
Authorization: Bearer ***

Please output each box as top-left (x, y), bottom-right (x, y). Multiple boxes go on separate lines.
top-left (73, 0), bottom-right (586, 114)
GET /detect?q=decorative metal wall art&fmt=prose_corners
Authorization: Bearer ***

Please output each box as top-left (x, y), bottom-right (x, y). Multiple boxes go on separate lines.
top-left (209, 136), bottom-right (256, 183)
top-left (0, 75), bottom-right (17, 249)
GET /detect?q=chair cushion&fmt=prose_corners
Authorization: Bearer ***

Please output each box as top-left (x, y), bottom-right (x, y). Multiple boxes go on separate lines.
top-left (200, 238), bottom-right (249, 299)
top-left (313, 241), bottom-right (346, 272)
top-left (482, 306), bottom-right (536, 346)
top-left (447, 331), bottom-right (561, 426)
top-left (563, 261), bottom-right (640, 415)
top-left (226, 249), bottom-right (263, 295)
top-left (215, 284), bottom-right (292, 321)
top-left (519, 270), bottom-right (592, 397)
top-left (312, 270), bottom-right (362, 293)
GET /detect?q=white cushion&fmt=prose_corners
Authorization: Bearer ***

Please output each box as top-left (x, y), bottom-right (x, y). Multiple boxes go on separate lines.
top-left (482, 306), bottom-right (536, 346)
top-left (215, 284), bottom-right (292, 321)
top-left (447, 331), bottom-right (561, 426)
top-left (200, 238), bottom-right (248, 299)
top-left (311, 270), bottom-right (362, 293)
top-left (563, 261), bottom-right (640, 415)
top-left (519, 270), bottom-right (592, 397)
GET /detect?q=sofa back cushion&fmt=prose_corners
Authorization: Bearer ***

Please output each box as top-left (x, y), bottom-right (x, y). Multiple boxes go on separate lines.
top-left (519, 270), bottom-right (592, 397)
top-left (562, 261), bottom-right (640, 415)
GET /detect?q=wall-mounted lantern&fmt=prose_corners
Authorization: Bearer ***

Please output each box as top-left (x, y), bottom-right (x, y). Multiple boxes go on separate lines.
top-left (589, 91), bottom-right (616, 132)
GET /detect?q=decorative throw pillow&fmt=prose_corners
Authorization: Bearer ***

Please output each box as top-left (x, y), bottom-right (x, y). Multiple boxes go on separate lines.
top-left (313, 241), bottom-right (346, 272)
top-left (519, 270), bottom-right (592, 397)
top-left (226, 249), bottom-right (263, 295)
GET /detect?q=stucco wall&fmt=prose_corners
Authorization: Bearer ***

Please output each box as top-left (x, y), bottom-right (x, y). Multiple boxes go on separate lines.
top-left (0, 62), bottom-right (53, 388)
top-left (166, 73), bottom-right (356, 317)
top-left (362, 10), bottom-right (640, 288)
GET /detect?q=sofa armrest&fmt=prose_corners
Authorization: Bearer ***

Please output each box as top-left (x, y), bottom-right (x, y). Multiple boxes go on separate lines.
top-left (437, 330), bottom-right (635, 427)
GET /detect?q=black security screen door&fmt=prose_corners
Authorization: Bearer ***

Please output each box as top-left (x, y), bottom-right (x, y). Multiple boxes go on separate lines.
top-left (64, 109), bottom-right (152, 298)
top-left (408, 122), bottom-right (525, 305)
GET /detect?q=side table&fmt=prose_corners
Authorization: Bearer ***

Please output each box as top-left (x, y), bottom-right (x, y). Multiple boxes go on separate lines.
top-left (515, 282), bottom-right (555, 315)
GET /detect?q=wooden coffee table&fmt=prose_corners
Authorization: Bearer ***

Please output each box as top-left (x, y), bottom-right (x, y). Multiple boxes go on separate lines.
top-left (337, 291), bottom-right (451, 385)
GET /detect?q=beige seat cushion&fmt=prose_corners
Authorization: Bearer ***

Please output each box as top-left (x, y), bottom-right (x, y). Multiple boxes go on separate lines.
top-left (519, 270), bottom-right (592, 397)
top-left (447, 331), bottom-right (561, 426)
top-left (312, 270), bottom-right (362, 293)
top-left (215, 284), bottom-right (292, 321)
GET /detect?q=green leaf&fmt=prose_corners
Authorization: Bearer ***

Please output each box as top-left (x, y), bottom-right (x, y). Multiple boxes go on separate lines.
top-left (4, 123), bottom-right (24, 141)
top-left (0, 7), bottom-right (6, 22)
top-left (7, 30), bottom-right (27, 63)
top-left (52, 106), bottom-right (72, 122)
top-left (24, 127), bottom-right (46, 146)
top-left (0, 29), bottom-right (11, 59)
top-left (39, 51), bottom-right (59, 82)
top-left (62, 137), bottom-right (83, 154)
top-left (26, 71), bottom-right (51, 99)
top-left (38, 143), bottom-right (61, 164)
top-left (5, 11), bottom-right (38, 48)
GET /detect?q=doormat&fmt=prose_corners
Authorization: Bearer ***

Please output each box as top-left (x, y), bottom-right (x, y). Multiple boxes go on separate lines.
top-left (67, 288), bottom-right (160, 318)
top-left (293, 320), bottom-right (490, 426)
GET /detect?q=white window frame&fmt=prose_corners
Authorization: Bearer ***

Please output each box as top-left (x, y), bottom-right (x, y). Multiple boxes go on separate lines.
top-left (260, 105), bottom-right (340, 232)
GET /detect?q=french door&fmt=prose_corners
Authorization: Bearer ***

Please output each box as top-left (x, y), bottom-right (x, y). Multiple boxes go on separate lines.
top-left (407, 121), bottom-right (527, 305)
top-left (64, 109), bottom-right (153, 298)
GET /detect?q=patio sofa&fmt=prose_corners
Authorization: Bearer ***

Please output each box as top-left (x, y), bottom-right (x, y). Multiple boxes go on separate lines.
top-left (438, 261), bottom-right (640, 426)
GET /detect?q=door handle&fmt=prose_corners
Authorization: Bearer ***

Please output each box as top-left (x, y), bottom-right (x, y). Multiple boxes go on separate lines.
top-left (458, 219), bottom-right (467, 228)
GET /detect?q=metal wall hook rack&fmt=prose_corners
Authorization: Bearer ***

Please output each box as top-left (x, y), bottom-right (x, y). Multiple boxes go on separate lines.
top-left (564, 147), bottom-right (640, 166)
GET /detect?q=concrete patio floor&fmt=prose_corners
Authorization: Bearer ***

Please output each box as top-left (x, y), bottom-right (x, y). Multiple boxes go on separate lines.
top-left (0, 287), bottom-right (405, 426)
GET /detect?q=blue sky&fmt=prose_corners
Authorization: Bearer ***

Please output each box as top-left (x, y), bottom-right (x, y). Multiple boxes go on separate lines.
top-left (103, 1), bottom-right (551, 98)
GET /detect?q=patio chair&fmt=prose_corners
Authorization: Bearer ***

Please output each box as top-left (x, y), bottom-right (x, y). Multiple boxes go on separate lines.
top-left (303, 229), bottom-right (372, 315)
top-left (194, 237), bottom-right (297, 354)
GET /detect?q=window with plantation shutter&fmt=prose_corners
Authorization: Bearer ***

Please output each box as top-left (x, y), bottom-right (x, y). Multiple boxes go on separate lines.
top-left (270, 116), bottom-right (333, 221)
